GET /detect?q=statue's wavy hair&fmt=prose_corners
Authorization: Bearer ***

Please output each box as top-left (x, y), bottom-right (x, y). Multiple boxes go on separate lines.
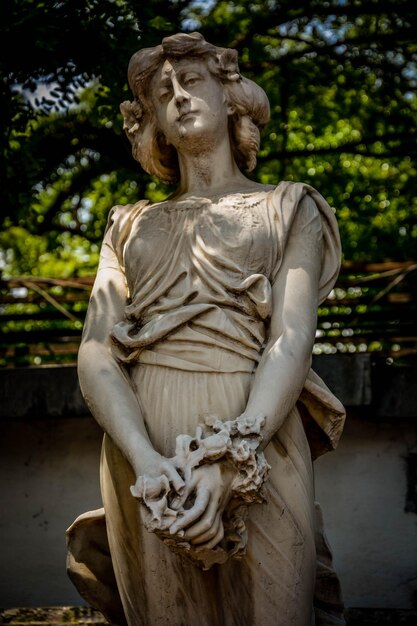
top-left (120, 32), bottom-right (270, 183)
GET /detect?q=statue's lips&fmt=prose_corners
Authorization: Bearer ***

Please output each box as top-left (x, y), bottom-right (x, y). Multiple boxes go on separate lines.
top-left (177, 110), bottom-right (198, 123)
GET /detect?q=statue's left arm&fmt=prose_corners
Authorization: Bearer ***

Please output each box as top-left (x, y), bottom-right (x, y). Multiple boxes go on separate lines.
top-left (241, 192), bottom-right (323, 449)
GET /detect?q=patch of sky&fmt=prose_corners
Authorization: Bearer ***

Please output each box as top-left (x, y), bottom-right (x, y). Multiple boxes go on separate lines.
top-left (182, 0), bottom-right (216, 30)
top-left (277, 13), bottom-right (350, 50)
top-left (402, 61), bottom-right (417, 81)
top-left (77, 199), bottom-right (94, 225)
top-left (13, 65), bottom-right (97, 114)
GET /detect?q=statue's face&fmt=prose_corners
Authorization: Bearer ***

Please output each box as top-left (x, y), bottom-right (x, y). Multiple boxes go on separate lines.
top-left (150, 57), bottom-right (229, 149)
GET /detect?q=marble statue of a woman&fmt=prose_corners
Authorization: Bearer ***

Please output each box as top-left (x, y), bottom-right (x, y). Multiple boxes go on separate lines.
top-left (67, 32), bottom-right (346, 626)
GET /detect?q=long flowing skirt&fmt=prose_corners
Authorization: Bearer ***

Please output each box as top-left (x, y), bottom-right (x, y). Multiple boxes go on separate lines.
top-left (99, 364), bottom-right (316, 626)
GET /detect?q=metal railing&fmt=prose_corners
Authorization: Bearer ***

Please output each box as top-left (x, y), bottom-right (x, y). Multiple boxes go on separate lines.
top-left (1, 262), bottom-right (416, 367)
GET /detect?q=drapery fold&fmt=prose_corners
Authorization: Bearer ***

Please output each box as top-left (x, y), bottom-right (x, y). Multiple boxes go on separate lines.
top-left (104, 182), bottom-right (345, 457)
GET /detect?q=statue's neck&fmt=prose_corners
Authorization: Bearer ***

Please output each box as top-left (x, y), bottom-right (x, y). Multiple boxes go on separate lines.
top-left (175, 136), bottom-right (248, 198)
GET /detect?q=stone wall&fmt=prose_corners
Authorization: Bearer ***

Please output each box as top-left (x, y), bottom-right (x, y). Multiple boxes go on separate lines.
top-left (0, 356), bottom-right (416, 609)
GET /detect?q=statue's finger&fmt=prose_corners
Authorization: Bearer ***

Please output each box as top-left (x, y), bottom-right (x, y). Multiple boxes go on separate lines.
top-left (197, 522), bottom-right (225, 551)
top-left (189, 512), bottom-right (221, 544)
top-left (169, 487), bottom-right (210, 534)
top-left (183, 498), bottom-right (218, 541)
top-left (165, 465), bottom-right (185, 493)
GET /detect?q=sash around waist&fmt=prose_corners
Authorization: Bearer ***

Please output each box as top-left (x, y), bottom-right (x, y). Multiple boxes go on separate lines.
top-left (110, 306), bottom-right (264, 372)
top-left (135, 340), bottom-right (257, 373)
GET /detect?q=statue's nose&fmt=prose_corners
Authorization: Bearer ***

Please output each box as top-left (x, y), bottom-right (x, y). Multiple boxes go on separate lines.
top-left (175, 92), bottom-right (189, 107)
top-left (172, 78), bottom-right (190, 108)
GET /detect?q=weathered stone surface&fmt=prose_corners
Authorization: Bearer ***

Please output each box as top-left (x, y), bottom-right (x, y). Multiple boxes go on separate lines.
top-left (2, 355), bottom-right (416, 420)
top-left (345, 608), bottom-right (417, 625)
top-left (371, 359), bottom-right (417, 417)
top-left (0, 606), bottom-right (106, 624)
top-left (0, 366), bottom-right (86, 419)
top-left (2, 607), bottom-right (417, 625)
top-left (312, 354), bottom-right (372, 407)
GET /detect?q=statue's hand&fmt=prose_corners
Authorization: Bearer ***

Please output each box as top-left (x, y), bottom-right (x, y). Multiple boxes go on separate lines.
top-left (168, 461), bottom-right (236, 550)
top-left (131, 450), bottom-right (185, 501)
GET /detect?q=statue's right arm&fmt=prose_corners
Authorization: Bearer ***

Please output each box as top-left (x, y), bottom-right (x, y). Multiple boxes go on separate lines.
top-left (77, 234), bottom-right (184, 494)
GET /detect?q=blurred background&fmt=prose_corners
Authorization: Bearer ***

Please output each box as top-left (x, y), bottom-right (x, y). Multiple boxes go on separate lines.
top-left (1, 0), bottom-right (417, 363)
top-left (1, 0), bottom-right (417, 364)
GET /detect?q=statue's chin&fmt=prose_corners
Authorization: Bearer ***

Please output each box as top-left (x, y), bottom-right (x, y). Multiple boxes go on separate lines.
top-left (176, 121), bottom-right (203, 141)
top-left (169, 114), bottom-right (225, 151)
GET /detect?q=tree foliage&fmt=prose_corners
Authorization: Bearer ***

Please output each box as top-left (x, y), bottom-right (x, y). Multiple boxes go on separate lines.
top-left (1, 0), bottom-right (417, 277)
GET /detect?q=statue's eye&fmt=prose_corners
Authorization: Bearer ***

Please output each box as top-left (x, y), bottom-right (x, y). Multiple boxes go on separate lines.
top-left (184, 74), bottom-right (201, 87)
top-left (159, 87), bottom-right (171, 102)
